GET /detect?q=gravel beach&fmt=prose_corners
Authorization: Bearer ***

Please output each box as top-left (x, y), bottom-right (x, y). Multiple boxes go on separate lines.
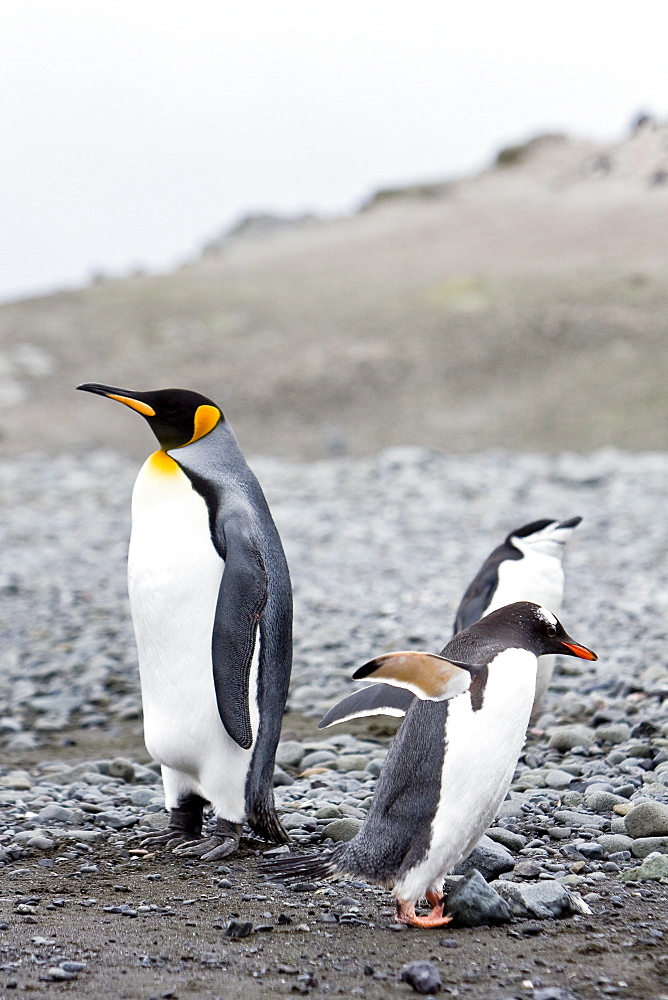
top-left (1, 446), bottom-right (667, 998)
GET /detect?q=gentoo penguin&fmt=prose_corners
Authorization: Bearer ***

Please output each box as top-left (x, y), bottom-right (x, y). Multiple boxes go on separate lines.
top-left (318, 517), bottom-right (581, 729)
top-left (77, 383), bottom-right (292, 858)
top-left (265, 602), bottom-right (596, 926)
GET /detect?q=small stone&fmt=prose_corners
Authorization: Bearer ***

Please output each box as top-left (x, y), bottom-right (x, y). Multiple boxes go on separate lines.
top-left (142, 812), bottom-right (169, 831)
top-left (0, 770), bottom-right (32, 790)
top-left (596, 723), bottom-right (631, 744)
top-left (27, 835), bottom-right (54, 851)
top-left (46, 967), bottom-right (76, 981)
top-left (106, 758), bottom-right (135, 782)
top-left (321, 818), bottom-right (363, 842)
top-left (625, 801), bottom-right (668, 838)
top-left (631, 837), bottom-right (668, 859)
top-left (533, 989), bottom-right (578, 1000)
top-left (485, 828), bottom-right (526, 853)
top-left (585, 790), bottom-right (627, 813)
top-left (226, 919), bottom-right (253, 938)
top-left (553, 810), bottom-right (606, 830)
top-left (597, 834), bottom-right (634, 855)
top-left (335, 755), bottom-right (368, 772)
top-left (444, 869), bottom-right (512, 927)
top-left (95, 810), bottom-right (139, 829)
top-left (315, 805), bottom-right (342, 820)
top-left (621, 853), bottom-right (668, 881)
top-left (37, 804), bottom-right (79, 824)
top-left (400, 960), bottom-right (442, 995)
top-left (300, 750), bottom-right (337, 769)
top-left (513, 860), bottom-right (544, 879)
top-left (275, 741), bottom-right (306, 769)
top-left (453, 835), bottom-right (515, 880)
top-left (547, 725), bottom-right (596, 752)
top-left (544, 769), bottom-right (574, 790)
top-left (272, 766), bottom-right (294, 787)
top-left (493, 880), bottom-right (577, 919)
top-left (282, 812), bottom-right (313, 831)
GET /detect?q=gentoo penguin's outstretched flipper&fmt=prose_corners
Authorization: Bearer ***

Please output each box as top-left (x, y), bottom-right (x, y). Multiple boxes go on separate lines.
top-left (318, 515), bottom-right (582, 728)
top-left (77, 383), bottom-right (292, 853)
top-left (318, 684), bottom-right (414, 729)
top-left (352, 651), bottom-right (473, 701)
top-left (266, 603), bottom-right (596, 929)
top-left (211, 523), bottom-right (268, 750)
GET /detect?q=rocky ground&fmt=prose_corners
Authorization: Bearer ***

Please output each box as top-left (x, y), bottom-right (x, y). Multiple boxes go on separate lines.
top-left (1, 446), bottom-right (668, 998)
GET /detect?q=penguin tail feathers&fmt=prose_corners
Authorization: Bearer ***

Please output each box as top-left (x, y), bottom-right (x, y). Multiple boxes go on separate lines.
top-left (260, 848), bottom-right (344, 883)
top-left (248, 800), bottom-right (290, 844)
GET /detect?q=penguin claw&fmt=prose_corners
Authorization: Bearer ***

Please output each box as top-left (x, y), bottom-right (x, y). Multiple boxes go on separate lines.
top-left (139, 829), bottom-right (199, 849)
top-left (173, 835), bottom-right (239, 860)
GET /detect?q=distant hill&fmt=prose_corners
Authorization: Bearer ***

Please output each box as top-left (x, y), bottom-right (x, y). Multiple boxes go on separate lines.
top-left (1, 123), bottom-right (667, 459)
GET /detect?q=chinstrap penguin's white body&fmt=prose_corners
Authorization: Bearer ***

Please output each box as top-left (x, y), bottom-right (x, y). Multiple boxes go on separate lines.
top-left (78, 384), bottom-right (292, 859)
top-left (266, 602), bottom-right (596, 927)
top-left (319, 517), bottom-right (581, 730)
top-left (455, 517), bottom-right (582, 715)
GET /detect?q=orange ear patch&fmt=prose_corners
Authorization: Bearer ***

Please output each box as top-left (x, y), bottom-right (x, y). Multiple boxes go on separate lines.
top-left (354, 651), bottom-right (472, 701)
top-left (187, 404), bottom-right (220, 444)
top-left (107, 394), bottom-right (156, 416)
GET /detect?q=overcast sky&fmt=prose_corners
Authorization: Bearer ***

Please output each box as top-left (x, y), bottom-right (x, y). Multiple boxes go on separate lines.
top-left (1, 1), bottom-right (665, 303)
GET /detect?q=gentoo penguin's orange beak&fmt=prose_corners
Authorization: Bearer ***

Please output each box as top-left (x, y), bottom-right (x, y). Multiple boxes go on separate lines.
top-left (561, 642), bottom-right (597, 661)
top-left (352, 651), bottom-right (473, 701)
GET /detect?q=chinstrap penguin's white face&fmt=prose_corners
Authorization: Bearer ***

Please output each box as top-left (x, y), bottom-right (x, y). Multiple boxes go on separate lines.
top-left (510, 517), bottom-right (581, 561)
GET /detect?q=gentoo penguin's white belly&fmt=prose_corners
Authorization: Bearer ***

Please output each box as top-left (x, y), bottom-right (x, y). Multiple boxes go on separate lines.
top-left (395, 649), bottom-right (536, 901)
top-left (127, 452), bottom-right (257, 783)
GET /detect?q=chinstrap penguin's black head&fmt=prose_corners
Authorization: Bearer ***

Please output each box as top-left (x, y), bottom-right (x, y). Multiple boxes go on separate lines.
top-left (507, 516), bottom-right (582, 557)
top-left (76, 384), bottom-right (222, 450)
top-left (474, 601), bottom-right (596, 661)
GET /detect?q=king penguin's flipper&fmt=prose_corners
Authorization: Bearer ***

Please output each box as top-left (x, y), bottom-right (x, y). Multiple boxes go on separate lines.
top-left (212, 518), bottom-right (268, 750)
top-left (318, 684), bottom-right (414, 729)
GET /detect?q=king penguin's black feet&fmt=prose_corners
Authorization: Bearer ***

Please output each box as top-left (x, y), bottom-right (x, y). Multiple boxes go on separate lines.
top-left (139, 793), bottom-right (206, 850)
top-left (173, 818), bottom-right (242, 861)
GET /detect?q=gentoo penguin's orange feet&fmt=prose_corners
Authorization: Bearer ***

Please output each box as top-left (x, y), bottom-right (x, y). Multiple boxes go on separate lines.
top-left (173, 818), bottom-right (242, 860)
top-left (395, 898), bottom-right (453, 929)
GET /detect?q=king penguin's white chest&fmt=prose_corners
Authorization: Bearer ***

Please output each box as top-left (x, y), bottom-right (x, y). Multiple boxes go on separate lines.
top-left (127, 451), bottom-right (225, 767)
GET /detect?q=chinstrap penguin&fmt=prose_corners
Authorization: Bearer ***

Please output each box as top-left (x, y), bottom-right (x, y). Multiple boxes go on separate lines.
top-left (264, 602), bottom-right (596, 927)
top-left (77, 383), bottom-right (292, 858)
top-left (318, 517), bottom-right (581, 729)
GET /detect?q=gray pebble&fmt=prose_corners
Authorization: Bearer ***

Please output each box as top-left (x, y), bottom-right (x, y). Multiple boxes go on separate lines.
top-left (275, 741), bottom-right (306, 769)
top-left (631, 836), bottom-right (668, 858)
top-left (445, 869), bottom-right (512, 926)
top-left (625, 801), bottom-right (668, 838)
top-left (492, 879), bottom-right (578, 919)
top-left (321, 818), bottom-right (363, 842)
top-left (400, 960), bottom-right (442, 995)
top-left (548, 725), bottom-right (596, 752)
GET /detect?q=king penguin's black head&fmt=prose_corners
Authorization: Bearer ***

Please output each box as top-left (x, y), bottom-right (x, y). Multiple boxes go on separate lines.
top-left (76, 383), bottom-right (222, 450)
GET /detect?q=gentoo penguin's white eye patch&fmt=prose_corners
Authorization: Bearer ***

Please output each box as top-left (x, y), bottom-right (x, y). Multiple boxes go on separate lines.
top-left (536, 606), bottom-right (558, 628)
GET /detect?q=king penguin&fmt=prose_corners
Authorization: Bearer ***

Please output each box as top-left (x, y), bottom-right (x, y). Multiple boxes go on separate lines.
top-left (77, 383), bottom-right (292, 859)
top-left (264, 602), bottom-right (596, 926)
top-left (318, 517), bottom-right (581, 729)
